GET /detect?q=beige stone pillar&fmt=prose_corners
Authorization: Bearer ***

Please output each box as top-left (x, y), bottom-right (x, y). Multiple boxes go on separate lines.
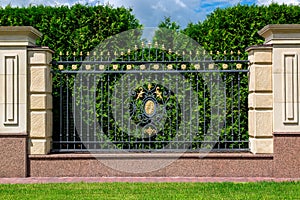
top-left (28, 47), bottom-right (53, 154)
top-left (247, 46), bottom-right (273, 154)
top-left (0, 27), bottom-right (42, 177)
top-left (259, 25), bottom-right (300, 134)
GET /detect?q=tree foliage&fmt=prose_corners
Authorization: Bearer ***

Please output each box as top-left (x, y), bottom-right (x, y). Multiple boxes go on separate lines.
top-left (183, 3), bottom-right (300, 59)
top-left (0, 4), bottom-right (141, 56)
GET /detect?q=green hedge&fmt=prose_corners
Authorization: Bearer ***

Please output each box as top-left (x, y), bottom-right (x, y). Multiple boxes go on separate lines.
top-left (183, 3), bottom-right (300, 59)
top-left (0, 4), bottom-right (141, 56)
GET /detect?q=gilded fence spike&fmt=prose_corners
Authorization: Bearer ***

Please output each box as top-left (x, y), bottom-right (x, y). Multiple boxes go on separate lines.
top-left (59, 51), bottom-right (63, 56)
top-left (231, 50), bottom-right (234, 55)
top-left (148, 42), bottom-right (151, 47)
top-left (182, 51), bottom-right (185, 56)
top-left (203, 50), bottom-right (206, 55)
top-left (167, 64), bottom-right (173, 70)
top-left (93, 52), bottom-right (96, 56)
top-left (238, 50), bottom-right (241, 55)
top-left (222, 64), bottom-right (228, 69)
top-left (114, 51), bottom-right (117, 56)
top-left (181, 64), bottom-right (187, 70)
top-left (196, 51), bottom-right (199, 55)
top-left (217, 51), bottom-right (220, 55)
top-left (155, 42), bottom-right (158, 48)
top-left (121, 52), bottom-right (124, 56)
top-left (190, 51), bottom-right (192, 55)
top-left (162, 44), bottom-right (165, 51)
top-left (100, 52), bottom-right (103, 56)
top-left (80, 51), bottom-right (83, 56)
top-left (142, 41), bottom-right (144, 48)
top-left (107, 52), bottom-right (110, 56)
top-left (66, 51), bottom-right (69, 56)
top-left (73, 52), bottom-right (76, 56)
top-left (58, 65), bottom-right (64, 70)
top-left (128, 49), bottom-right (131, 54)
top-left (168, 49), bottom-right (172, 54)
top-left (210, 51), bottom-right (213, 55)
top-left (87, 52), bottom-right (90, 56)
top-left (224, 50), bottom-right (227, 55)
top-left (134, 45), bottom-right (138, 51)
top-left (175, 51), bottom-right (178, 55)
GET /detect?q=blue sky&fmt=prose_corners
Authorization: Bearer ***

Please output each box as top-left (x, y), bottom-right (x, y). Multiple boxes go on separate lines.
top-left (0, 0), bottom-right (299, 27)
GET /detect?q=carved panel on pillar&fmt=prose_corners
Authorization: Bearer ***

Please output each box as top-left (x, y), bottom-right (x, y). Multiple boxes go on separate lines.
top-left (283, 54), bottom-right (299, 125)
top-left (3, 55), bottom-right (19, 126)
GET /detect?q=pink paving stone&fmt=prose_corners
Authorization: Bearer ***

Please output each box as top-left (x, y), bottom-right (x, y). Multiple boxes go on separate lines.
top-left (0, 177), bottom-right (299, 184)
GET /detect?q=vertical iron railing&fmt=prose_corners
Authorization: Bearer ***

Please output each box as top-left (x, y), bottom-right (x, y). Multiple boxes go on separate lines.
top-left (51, 49), bottom-right (249, 153)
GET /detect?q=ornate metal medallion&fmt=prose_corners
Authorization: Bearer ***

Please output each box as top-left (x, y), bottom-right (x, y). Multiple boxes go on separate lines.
top-left (144, 99), bottom-right (156, 117)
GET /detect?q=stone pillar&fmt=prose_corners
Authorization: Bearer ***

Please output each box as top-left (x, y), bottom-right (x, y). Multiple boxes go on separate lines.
top-left (247, 45), bottom-right (273, 154)
top-left (28, 47), bottom-right (53, 155)
top-left (0, 27), bottom-right (42, 177)
top-left (258, 25), bottom-right (300, 177)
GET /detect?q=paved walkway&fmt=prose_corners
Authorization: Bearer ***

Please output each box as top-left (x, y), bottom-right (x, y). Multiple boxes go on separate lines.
top-left (0, 177), bottom-right (299, 184)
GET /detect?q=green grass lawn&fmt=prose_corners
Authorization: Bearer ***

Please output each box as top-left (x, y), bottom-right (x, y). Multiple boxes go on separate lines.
top-left (0, 182), bottom-right (299, 200)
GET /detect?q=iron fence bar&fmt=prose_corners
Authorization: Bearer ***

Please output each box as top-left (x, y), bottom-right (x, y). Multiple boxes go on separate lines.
top-left (57, 70), bottom-right (249, 74)
top-left (51, 60), bottom-right (249, 65)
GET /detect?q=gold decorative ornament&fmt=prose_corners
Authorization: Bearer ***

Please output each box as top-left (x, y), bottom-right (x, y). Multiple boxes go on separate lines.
top-left (86, 65), bottom-right (91, 70)
top-left (222, 64), bottom-right (228, 69)
top-left (155, 87), bottom-right (163, 99)
top-left (236, 63), bottom-right (242, 69)
top-left (144, 127), bottom-right (157, 135)
top-left (58, 65), bottom-right (64, 70)
top-left (167, 64), bottom-right (173, 70)
top-left (181, 64), bottom-right (187, 70)
top-left (194, 64), bottom-right (200, 70)
top-left (113, 64), bottom-right (118, 70)
top-left (126, 65), bottom-right (132, 70)
top-left (72, 65), bottom-right (77, 70)
top-left (209, 63), bottom-right (214, 69)
top-left (153, 64), bottom-right (159, 70)
top-left (148, 83), bottom-right (152, 91)
top-left (136, 87), bottom-right (145, 100)
top-left (99, 65), bottom-right (105, 70)
top-left (144, 100), bottom-right (155, 116)
top-left (140, 65), bottom-right (146, 70)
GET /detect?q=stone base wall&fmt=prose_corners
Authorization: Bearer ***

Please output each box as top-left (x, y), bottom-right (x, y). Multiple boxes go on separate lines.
top-left (29, 153), bottom-right (274, 177)
top-left (273, 133), bottom-right (300, 178)
top-left (0, 136), bottom-right (27, 177)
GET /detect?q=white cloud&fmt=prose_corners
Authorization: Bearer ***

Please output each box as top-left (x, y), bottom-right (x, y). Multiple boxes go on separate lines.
top-left (257, 0), bottom-right (300, 5)
top-left (175, 0), bottom-right (187, 8)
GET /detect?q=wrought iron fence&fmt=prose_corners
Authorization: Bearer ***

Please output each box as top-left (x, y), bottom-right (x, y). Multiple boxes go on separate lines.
top-left (51, 49), bottom-right (249, 153)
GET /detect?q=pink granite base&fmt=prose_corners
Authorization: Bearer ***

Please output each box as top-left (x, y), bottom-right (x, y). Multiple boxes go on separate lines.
top-left (273, 133), bottom-right (300, 178)
top-left (0, 136), bottom-right (27, 178)
top-left (29, 153), bottom-right (273, 177)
